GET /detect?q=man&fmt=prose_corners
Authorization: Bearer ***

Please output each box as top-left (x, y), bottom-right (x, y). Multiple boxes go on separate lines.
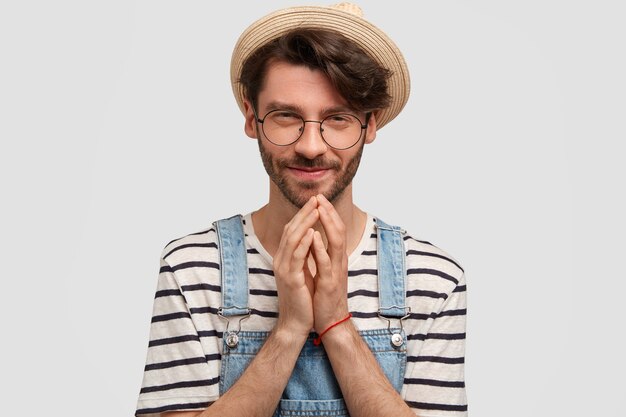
top-left (136, 3), bottom-right (467, 417)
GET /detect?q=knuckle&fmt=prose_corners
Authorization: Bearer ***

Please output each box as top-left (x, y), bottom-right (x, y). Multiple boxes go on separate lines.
top-left (286, 234), bottom-right (300, 247)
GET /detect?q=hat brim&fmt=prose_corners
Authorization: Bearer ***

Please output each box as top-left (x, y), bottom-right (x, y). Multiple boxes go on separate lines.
top-left (230, 6), bottom-right (410, 130)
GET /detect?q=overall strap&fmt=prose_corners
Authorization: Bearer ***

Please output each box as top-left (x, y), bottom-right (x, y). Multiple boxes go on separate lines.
top-left (214, 215), bottom-right (249, 317)
top-left (375, 218), bottom-right (408, 318)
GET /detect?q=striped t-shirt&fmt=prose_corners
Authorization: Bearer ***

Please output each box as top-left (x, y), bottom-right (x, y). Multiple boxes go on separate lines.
top-left (136, 213), bottom-right (468, 416)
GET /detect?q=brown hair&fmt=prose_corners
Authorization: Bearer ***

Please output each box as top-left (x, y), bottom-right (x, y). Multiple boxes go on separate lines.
top-left (239, 28), bottom-right (392, 113)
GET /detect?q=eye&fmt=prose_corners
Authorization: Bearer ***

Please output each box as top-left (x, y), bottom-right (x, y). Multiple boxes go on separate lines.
top-left (270, 111), bottom-right (300, 122)
top-left (324, 114), bottom-right (355, 128)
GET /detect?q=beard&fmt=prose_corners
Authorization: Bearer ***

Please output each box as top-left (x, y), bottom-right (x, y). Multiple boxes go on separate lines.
top-left (258, 138), bottom-right (365, 209)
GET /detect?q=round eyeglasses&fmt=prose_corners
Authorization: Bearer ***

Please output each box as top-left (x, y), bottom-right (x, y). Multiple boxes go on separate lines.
top-left (255, 109), bottom-right (368, 150)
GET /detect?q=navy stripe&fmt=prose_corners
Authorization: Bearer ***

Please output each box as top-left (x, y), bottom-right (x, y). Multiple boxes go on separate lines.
top-left (407, 332), bottom-right (466, 341)
top-left (173, 261), bottom-right (220, 272)
top-left (350, 311), bottom-right (379, 319)
top-left (429, 332), bottom-right (466, 340)
top-left (166, 229), bottom-right (215, 246)
top-left (198, 330), bottom-right (222, 338)
top-left (159, 265), bottom-right (173, 273)
top-left (406, 401), bottom-right (467, 412)
top-left (361, 250), bottom-right (377, 255)
top-left (409, 312), bottom-right (438, 320)
top-left (136, 401), bottom-right (211, 415)
top-left (151, 311), bottom-right (191, 323)
top-left (182, 283), bottom-right (221, 292)
top-left (161, 261), bottom-right (220, 274)
top-left (407, 289), bottom-right (448, 300)
top-left (251, 308), bottom-right (278, 318)
top-left (404, 378), bottom-right (465, 388)
top-left (438, 308), bottom-right (467, 318)
top-left (404, 235), bottom-right (432, 245)
top-left (163, 242), bottom-right (217, 260)
top-left (348, 289), bottom-right (378, 298)
top-left (406, 249), bottom-right (464, 272)
top-left (454, 285), bottom-right (467, 293)
top-left (348, 269), bottom-right (377, 277)
top-left (407, 268), bottom-right (459, 285)
top-left (144, 356), bottom-right (209, 371)
top-left (149, 334), bottom-right (200, 347)
top-left (408, 356), bottom-right (465, 364)
top-left (154, 289), bottom-right (181, 298)
top-left (249, 267), bottom-right (274, 276)
top-left (190, 307), bottom-right (219, 315)
top-left (140, 377), bottom-right (219, 394)
top-left (250, 289), bottom-right (278, 297)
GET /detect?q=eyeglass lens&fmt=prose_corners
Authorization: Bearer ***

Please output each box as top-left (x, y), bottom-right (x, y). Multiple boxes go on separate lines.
top-left (260, 110), bottom-right (364, 149)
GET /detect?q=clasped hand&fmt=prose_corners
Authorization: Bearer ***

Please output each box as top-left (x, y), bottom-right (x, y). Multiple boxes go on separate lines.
top-left (273, 194), bottom-right (350, 338)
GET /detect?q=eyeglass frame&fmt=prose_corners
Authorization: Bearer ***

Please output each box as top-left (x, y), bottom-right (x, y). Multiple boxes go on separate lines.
top-left (253, 108), bottom-right (371, 150)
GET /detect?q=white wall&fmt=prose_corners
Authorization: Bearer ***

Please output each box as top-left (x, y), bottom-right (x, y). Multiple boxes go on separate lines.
top-left (1, 1), bottom-right (624, 416)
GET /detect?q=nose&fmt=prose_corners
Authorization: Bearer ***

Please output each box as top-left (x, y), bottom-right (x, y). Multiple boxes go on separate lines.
top-left (293, 121), bottom-right (328, 159)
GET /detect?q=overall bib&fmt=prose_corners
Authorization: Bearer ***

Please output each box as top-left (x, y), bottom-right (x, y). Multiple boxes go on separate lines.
top-left (214, 215), bottom-right (409, 417)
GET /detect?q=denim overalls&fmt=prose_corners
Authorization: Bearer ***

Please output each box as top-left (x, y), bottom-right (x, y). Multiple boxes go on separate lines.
top-left (214, 215), bottom-right (409, 417)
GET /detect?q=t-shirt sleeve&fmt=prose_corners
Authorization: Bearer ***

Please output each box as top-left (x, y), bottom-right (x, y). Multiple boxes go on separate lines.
top-left (405, 273), bottom-right (468, 416)
top-left (135, 255), bottom-right (218, 416)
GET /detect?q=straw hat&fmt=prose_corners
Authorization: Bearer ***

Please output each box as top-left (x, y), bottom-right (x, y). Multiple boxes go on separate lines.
top-left (230, 3), bottom-right (410, 130)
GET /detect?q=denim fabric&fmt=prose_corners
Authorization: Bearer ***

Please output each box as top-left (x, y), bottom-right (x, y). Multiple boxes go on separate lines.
top-left (215, 215), bottom-right (250, 317)
top-left (215, 216), bottom-right (407, 416)
top-left (376, 218), bottom-right (407, 318)
top-left (219, 329), bottom-right (406, 416)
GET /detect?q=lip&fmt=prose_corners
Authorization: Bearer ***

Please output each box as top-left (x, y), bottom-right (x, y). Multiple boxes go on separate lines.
top-left (287, 166), bottom-right (330, 180)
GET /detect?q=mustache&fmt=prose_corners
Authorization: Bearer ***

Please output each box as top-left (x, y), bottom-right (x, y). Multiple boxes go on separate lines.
top-left (277, 155), bottom-right (340, 170)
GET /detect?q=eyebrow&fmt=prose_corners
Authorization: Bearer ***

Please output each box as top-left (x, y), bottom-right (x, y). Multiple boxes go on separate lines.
top-left (262, 101), bottom-right (356, 117)
top-left (264, 101), bottom-right (304, 114)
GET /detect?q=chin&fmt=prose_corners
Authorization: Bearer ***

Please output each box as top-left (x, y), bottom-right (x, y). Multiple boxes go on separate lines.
top-left (281, 183), bottom-right (344, 209)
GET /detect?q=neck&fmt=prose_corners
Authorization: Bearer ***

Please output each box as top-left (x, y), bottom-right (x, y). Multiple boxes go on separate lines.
top-left (251, 183), bottom-right (367, 258)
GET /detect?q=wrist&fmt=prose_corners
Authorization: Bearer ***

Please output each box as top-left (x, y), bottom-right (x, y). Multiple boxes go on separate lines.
top-left (273, 322), bottom-right (311, 345)
top-left (314, 313), bottom-right (355, 346)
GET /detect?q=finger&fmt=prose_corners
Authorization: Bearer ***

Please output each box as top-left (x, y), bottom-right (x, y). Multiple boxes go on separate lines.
top-left (277, 204), bottom-right (320, 257)
top-left (280, 209), bottom-right (319, 259)
top-left (289, 228), bottom-right (315, 275)
top-left (317, 203), bottom-right (346, 257)
top-left (284, 195), bottom-right (319, 231)
top-left (316, 195), bottom-right (345, 242)
top-left (311, 230), bottom-right (332, 280)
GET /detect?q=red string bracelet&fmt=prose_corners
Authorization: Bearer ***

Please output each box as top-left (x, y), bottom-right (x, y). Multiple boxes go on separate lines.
top-left (313, 313), bottom-right (353, 346)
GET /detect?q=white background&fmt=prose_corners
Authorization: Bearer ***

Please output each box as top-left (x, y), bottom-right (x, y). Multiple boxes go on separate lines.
top-left (1, 1), bottom-right (624, 416)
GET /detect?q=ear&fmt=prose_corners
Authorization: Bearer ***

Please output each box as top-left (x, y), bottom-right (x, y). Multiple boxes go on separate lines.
top-left (243, 99), bottom-right (258, 139)
top-left (364, 112), bottom-right (377, 144)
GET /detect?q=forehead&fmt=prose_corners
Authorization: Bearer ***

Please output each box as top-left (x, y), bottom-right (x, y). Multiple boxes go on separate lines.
top-left (257, 60), bottom-right (351, 113)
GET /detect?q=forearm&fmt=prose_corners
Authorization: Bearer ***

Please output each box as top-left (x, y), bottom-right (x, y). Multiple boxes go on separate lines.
top-left (322, 322), bottom-right (416, 417)
top-left (196, 328), bottom-right (306, 417)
